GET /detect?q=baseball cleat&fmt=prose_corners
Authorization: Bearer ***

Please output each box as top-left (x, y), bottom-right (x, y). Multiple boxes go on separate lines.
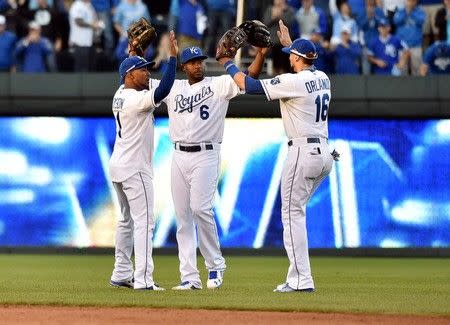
top-left (273, 283), bottom-right (315, 293)
top-left (109, 278), bottom-right (134, 289)
top-left (136, 283), bottom-right (165, 291)
top-left (172, 281), bottom-right (202, 290)
top-left (206, 270), bottom-right (224, 289)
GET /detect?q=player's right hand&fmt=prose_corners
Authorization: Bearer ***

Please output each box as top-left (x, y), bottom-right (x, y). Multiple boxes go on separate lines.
top-left (277, 20), bottom-right (292, 47)
top-left (169, 30), bottom-right (178, 57)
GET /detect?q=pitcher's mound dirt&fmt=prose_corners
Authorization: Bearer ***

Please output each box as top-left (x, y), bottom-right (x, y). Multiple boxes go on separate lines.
top-left (0, 306), bottom-right (448, 324)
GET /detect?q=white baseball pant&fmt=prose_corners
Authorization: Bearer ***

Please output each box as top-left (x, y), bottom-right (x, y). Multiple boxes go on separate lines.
top-left (281, 138), bottom-right (333, 290)
top-left (110, 172), bottom-right (156, 289)
top-left (171, 145), bottom-right (226, 286)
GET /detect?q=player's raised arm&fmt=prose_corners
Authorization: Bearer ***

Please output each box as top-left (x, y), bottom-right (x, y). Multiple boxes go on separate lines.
top-left (246, 47), bottom-right (269, 78)
top-left (277, 20), bottom-right (293, 47)
top-left (153, 30), bottom-right (178, 103)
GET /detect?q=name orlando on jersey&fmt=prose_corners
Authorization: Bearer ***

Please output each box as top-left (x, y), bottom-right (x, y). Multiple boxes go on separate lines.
top-left (305, 78), bottom-right (330, 93)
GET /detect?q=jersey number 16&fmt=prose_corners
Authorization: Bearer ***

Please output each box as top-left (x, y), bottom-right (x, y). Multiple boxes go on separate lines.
top-left (315, 93), bottom-right (329, 122)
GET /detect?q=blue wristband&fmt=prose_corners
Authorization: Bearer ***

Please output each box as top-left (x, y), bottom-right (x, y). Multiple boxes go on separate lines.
top-left (223, 60), bottom-right (233, 69)
top-left (224, 60), bottom-right (240, 78)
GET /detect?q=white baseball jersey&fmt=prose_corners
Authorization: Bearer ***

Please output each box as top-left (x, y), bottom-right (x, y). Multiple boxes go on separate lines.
top-left (150, 75), bottom-right (236, 287)
top-left (109, 85), bottom-right (160, 182)
top-left (260, 69), bottom-right (331, 140)
top-left (150, 75), bottom-right (241, 143)
top-left (261, 68), bottom-right (334, 291)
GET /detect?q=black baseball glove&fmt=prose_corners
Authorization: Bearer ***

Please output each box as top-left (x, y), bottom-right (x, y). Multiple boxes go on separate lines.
top-left (331, 149), bottom-right (340, 161)
top-left (127, 17), bottom-right (157, 57)
top-left (215, 26), bottom-right (248, 61)
top-left (238, 20), bottom-right (273, 48)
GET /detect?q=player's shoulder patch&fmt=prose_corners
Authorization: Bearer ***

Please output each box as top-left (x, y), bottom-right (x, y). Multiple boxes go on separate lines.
top-left (113, 97), bottom-right (125, 111)
top-left (270, 77), bottom-right (281, 85)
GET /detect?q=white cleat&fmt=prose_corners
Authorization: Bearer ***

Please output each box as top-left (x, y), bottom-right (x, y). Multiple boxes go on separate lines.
top-left (273, 283), bottom-right (315, 293)
top-left (136, 283), bottom-right (166, 291)
top-left (172, 281), bottom-right (202, 290)
top-left (206, 271), bottom-right (223, 289)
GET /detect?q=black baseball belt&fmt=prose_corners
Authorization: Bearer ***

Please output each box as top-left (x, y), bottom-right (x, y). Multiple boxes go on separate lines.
top-left (288, 138), bottom-right (321, 146)
top-left (174, 143), bottom-right (214, 152)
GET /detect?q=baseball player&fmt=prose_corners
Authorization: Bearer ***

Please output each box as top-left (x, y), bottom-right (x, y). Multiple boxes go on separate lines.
top-left (150, 46), bottom-right (267, 290)
top-left (109, 31), bottom-right (178, 290)
top-left (217, 20), bottom-right (335, 293)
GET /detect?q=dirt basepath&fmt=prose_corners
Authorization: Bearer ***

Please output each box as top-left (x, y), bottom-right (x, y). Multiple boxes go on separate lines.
top-left (0, 306), bottom-right (448, 324)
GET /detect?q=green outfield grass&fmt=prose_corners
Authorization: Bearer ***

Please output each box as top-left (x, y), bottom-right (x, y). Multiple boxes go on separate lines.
top-left (0, 254), bottom-right (449, 315)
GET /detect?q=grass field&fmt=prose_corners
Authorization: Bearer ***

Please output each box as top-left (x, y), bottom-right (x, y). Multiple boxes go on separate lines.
top-left (0, 254), bottom-right (449, 316)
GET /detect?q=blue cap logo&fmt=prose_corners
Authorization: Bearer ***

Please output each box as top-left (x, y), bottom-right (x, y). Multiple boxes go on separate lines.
top-left (282, 39), bottom-right (318, 59)
top-left (181, 46), bottom-right (208, 64)
top-left (119, 56), bottom-right (155, 84)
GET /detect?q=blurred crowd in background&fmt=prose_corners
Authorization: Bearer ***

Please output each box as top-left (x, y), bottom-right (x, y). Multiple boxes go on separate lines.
top-left (0, 0), bottom-right (449, 75)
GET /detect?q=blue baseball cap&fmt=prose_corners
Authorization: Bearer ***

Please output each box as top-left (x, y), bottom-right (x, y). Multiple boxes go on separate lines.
top-left (282, 38), bottom-right (318, 59)
top-left (180, 46), bottom-right (208, 64)
top-left (119, 56), bottom-right (155, 84)
top-left (378, 17), bottom-right (390, 27)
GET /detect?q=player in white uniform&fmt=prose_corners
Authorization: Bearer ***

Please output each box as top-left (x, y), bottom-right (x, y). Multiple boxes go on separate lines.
top-left (109, 32), bottom-right (178, 290)
top-left (150, 46), bottom-right (267, 290)
top-left (218, 21), bottom-right (334, 293)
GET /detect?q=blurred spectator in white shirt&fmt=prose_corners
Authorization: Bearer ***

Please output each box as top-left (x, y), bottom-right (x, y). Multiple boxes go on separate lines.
top-left (296, 0), bottom-right (329, 39)
top-left (69, 0), bottom-right (100, 71)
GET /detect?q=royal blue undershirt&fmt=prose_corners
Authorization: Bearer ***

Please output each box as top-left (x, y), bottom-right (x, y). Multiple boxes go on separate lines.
top-left (154, 56), bottom-right (176, 103)
top-left (244, 76), bottom-right (264, 94)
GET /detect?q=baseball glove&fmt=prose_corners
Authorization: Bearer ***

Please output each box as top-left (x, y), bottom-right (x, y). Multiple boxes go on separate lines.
top-left (331, 149), bottom-right (340, 161)
top-left (239, 20), bottom-right (273, 48)
top-left (127, 17), bottom-right (157, 57)
top-left (215, 26), bottom-right (248, 61)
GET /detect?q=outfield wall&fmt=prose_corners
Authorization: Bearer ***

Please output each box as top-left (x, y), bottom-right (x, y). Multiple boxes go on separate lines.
top-left (0, 74), bottom-right (448, 251)
top-left (0, 73), bottom-right (449, 117)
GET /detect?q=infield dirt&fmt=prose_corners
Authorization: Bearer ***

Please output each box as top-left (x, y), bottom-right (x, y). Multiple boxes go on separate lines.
top-left (1, 306), bottom-right (449, 324)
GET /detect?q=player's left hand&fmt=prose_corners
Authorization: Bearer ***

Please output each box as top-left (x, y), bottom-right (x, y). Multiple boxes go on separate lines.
top-left (168, 30), bottom-right (178, 57)
top-left (127, 17), bottom-right (157, 57)
top-left (277, 19), bottom-right (292, 47)
top-left (215, 26), bottom-right (247, 61)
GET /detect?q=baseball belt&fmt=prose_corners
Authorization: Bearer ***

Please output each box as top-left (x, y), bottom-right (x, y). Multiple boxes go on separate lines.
top-left (288, 138), bottom-right (320, 146)
top-left (174, 143), bottom-right (214, 152)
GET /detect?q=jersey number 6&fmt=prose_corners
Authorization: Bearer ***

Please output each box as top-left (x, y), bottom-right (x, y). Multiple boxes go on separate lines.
top-left (200, 105), bottom-right (209, 120)
top-left (315, 93), bottom-right (329, 122)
